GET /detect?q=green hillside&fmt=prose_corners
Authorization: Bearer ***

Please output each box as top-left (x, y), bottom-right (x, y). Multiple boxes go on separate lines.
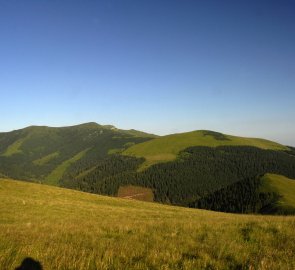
top-left (70, 145), bottom-right (295, 211)
top-left (1, 178), bottom-right (295, 270)
top-left (123, 130), bottom-right (289, 168)
top-left (260, 173), bottom-right (295, 214)
top-left (1, 124), bottom-right (294, 215)
top-left (0, 123), bottom-right (155, 183)
top-left (193, 172), bottom-right (295, 214)
top-left (44, 148), bottom-right (90, 185)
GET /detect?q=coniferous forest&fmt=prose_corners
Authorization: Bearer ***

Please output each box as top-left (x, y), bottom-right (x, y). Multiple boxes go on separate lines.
top-left (60, 146), bottom-right (295, 213)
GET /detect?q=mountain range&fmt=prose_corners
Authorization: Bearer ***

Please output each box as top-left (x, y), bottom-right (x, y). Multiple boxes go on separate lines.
top-left (1, 122), bottom-right (295, 214)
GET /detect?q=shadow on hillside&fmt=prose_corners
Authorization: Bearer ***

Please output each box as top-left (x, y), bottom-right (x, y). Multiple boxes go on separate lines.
top-left (15, 257), bottom-right (43, 270)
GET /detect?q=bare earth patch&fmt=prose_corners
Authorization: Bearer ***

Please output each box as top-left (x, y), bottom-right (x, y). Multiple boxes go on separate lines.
top-left (117, 185), bottom-right (154, 202)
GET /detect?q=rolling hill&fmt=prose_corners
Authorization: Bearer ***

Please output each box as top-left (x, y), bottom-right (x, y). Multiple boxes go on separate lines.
top-left (1, 123), bottom-right (295, 215)
top-left (0, 122), bottom-right (156, 183)
top-left (123, 130), bottom-right (289, 168)
top-left (1, 178), bottom-right (295, 270)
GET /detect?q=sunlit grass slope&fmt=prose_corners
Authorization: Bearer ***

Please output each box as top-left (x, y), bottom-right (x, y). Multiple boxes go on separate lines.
top-left (33, 152), bottom-right (59, 166)
top-left (123, 130), bottom-right (288, 168)
top-left (1, 135), bottom-right (29, 157)
top-left (261, 173), bottom-right (295, 214)
top-left (44, 148), bottom-right (90, 185)
top-left (1, 179), bottom-right (295, 270)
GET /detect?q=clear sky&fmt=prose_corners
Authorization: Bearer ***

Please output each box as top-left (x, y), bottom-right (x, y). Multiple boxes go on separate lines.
top-left (0, 0), bottom-right (294, 145)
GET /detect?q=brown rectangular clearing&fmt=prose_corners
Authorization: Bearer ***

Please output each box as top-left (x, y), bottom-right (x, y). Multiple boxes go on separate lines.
top-left (117, 185), bottom-right (154, 202)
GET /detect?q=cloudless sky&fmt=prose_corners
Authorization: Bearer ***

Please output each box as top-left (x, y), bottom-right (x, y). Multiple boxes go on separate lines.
top-left (0, 0), bottom-right (294, 145)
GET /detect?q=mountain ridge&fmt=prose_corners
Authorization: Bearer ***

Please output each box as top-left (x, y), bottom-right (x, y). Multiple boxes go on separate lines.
top-left (1, 122), bottom-right (295, 215)
top-left (123, 129), bottom-right (289, 168)
top-left (0, 122), bottom-right (155, 181)
top-left (0, 122), bottom-right (158, 136)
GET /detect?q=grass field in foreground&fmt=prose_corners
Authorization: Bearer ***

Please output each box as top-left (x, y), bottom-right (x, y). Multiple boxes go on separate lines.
top-left (123, 130), bottom-right (288, 169)
top-left (1, 179), bottom-right (295, 270)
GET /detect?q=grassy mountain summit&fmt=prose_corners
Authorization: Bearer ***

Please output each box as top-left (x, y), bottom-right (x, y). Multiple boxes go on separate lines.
top-left (123, 130), bottom-right (289, 168)
top-left (0, 123), bottom-right (155, 182)
top-left (1, 178), bottom-right (295, 270)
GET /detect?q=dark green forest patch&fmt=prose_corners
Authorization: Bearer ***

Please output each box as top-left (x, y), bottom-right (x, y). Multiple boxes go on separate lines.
top-left (61, 146), bottom-right (295, 214)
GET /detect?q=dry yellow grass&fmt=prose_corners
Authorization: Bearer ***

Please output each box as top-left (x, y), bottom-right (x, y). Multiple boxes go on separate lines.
top-left (0, 178), bottom-right (295, 270)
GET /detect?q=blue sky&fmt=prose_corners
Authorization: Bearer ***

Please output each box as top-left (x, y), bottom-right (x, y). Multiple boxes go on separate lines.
top-left (0, 0), bottom-right (294, 145)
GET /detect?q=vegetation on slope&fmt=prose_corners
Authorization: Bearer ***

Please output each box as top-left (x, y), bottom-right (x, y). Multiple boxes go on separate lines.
top-left (260, 173), bottom-right (295, 214)
top-left (63, 146), bottom-right (295, 213)
top-left (44, 148), bottom-right (90, 185)
top-left (1, 125), bottom-right (294, 215)
top-left (33, 152), bottom-right (59, 166)
top-left (189, 173), bottom-right (295, 214)
top-left (193, 176), bottom-right (276, 213)
top-left (61, 155), bottom-right (144, 194)
top-left (0, 123), bottom-right (155, 183)
top-left (1, 178), bottom-right (295, 270)
top-left (1, 135), bottom-right (29, 157)
top-left (123, 130), bottom-right (289, 168)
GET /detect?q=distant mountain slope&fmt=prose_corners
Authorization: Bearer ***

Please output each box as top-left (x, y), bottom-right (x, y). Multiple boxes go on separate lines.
top-left (194, 173), bottom-right (295, 215)
top-left (260, 174), bottom-right (295, 214)
top-left (1, 124), bottom-right (294, 215)
top-left (63, 145), bottom-right (295, 213)
top-left (123, 130), bottom-right (289, 168)
top-left (0, 123), bottom-right (155, 182)
top-left (1, 178), bottom-right (295, 269)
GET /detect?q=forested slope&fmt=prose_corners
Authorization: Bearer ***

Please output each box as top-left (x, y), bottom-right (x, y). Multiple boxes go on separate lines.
top-left (1, 124), bottom-right (295, 214)
top-left (0, 123), bottom-right (155, 182)
top-left (61, 146), bottom-right (295, 213)
top-left (193, 174), bottom-right (295, 214)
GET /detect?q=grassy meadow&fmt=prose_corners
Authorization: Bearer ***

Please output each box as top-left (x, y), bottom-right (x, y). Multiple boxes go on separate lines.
top-left (1, 178), bottom-right (295, 270)
top-left (123, 130), bottom-right (288, 168)
top-left (261, 174), bottom-right (295, 213)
